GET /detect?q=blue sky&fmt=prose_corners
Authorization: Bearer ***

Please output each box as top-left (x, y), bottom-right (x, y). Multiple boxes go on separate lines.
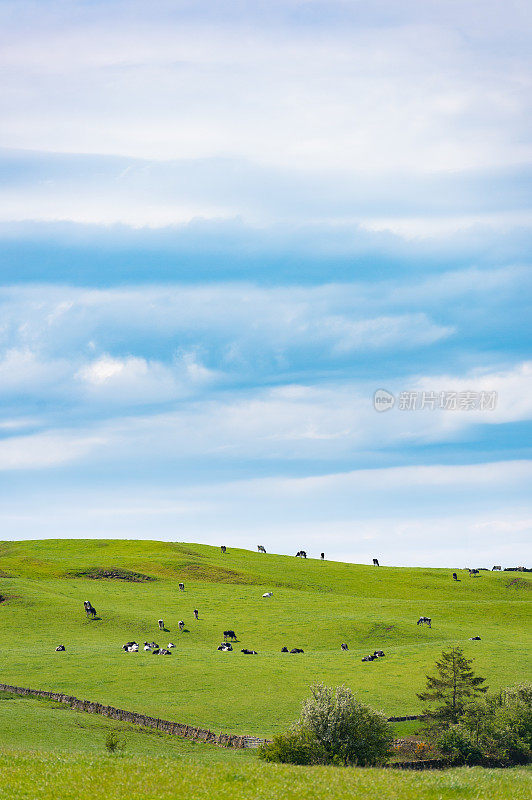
top-left (0, 0), bottom-right (531, 565)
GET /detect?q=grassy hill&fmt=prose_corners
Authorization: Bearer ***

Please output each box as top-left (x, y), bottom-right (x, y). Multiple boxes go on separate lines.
top-left (0, 539), bottom-right (530, 737)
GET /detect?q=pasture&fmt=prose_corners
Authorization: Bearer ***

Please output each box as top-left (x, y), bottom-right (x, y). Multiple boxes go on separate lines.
top-left (0, 539), bottom-right (530, 737)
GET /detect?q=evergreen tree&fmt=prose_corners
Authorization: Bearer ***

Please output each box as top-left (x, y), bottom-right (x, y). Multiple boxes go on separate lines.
top-left (417, 646), bottom-right (488, 726)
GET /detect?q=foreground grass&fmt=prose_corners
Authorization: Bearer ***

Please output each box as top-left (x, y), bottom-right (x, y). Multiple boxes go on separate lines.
top-left (0, 749), bottom-right (529, 800)
top-left (0, 539), bottom-right (529, 736)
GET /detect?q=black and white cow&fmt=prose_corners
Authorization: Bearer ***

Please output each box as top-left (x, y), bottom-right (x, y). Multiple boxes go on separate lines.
top-left (178, 582), bottom-right (185, 591)
top-left (158, 619), bottom-right (165, 630)
top-left (221, 545), bottom-right (227, 554)
top-left (257, 545), bottom-right (267, 553)
top-left (55, 645), bottom-right (66, 651)
top-left (341, 643), bottom-right (349, 651)
top-left (417, 616), bottom-right (432, 627)
top-left (193, 609), bottom-right (199, 620)
top-left (223, 630), bottom-right (237, 641)
top-left (83, 600), bottom-right (97, 618)
top-left (452, 572), bottom-right (458, 580)
top-left (241, 649), bottom-right (258, 654)
top-left (492, 565), bottom-right (502, 571)
top-left (178, 620), bottom-right (185, 631)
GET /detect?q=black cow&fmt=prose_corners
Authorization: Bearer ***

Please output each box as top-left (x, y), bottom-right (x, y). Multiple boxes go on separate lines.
top-left (178, 620), bottom-right (185, 631)
top-left (290, 648), bottom-right (304, 654)
top-left (257, 545), bottom-right (266, 553)
top-left (221, 545), bottom-right (227, 554)
top-left (178, 582), bottom-right (185, 591)
top-left (55, 645), bottom-right (66, 652)
top-left (193, 609), bottom-right (199, 619)
top-left (341, 643), bottom-right (349, 651)
top-left (373, 558), bottom-right (380, 566)
top-left (241, 649), bottom-right (258, 654)
top-left (417, 616), bottom-right (431, 627)
top-left (281, 646), bottom-right (289, 652)
top-left (320, 552), bottom-right (325, 560)
top-left (223, 630), bottom-right (237, 641)
top-left (468, 568), bottom-right (480, 576)
top-left (452, 572), bottom-right (458, 580)
top-left (469, 636), bottom-right (481, 641)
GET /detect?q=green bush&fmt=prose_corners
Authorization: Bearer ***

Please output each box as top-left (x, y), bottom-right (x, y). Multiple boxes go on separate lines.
top-left (259, 683), bottom-right (393, 767)
top-left (105, 732), bottom-right (124, 754)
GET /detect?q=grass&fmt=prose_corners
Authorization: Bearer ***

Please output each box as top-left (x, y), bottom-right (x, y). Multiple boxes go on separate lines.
top-left (0, 539), bottom-right (530, 738)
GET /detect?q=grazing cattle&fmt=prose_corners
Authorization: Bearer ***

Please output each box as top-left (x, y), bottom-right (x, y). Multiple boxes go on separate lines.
top-left (341, 643), bottom-right (349, 651)
top-left (241, 649), bottom-right (257, 654)
top-left (468, 568), bottom-right (480, 576)
top-left (84, 600), bottom-right (97, 618)
top-left (295, 550), bottom-right (307, 558)
top-left (262, 592), bottom-right (273, 598)
top-left (223, 630), bottom-right (237, 641)
top-left (158, 619), bottom-right (164, 630)
top-left (417, 616), bottom-right (432, 627)
top-left (55, 645), bottom-right (65, 651)
top-left (193, 609), bottom-right (199, 619)
top-left (373, 558), bottom-right (380, 566)
top-left (452, 572), bottom-right (458, 580)
top-left (320, 552), bottom-right (325, 560)
top-left (221, 545), bottom-right (227, 554)
top-left (217, 643), bottom-right (233, 651)
top-left (257, 545), bottom-right (266, 553)
top-left (469, 636), bottom-right (481, 641)
top-left (168, 642), bottom-right (176, 648)
top-left (281, 646), bottom-right (289, 652)
top-left (492, 565), bottom-right (502, 571)
top-left (178, 620), bottom-right (185, 631)
top-left (290, 648), bottom-right (304, 654)
top-left (178, 583), bottom-right (185, 591)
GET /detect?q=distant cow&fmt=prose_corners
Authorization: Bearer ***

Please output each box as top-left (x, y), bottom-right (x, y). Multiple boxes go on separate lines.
top-left (152, 648), bottom-right (160, 655)
top-left (122, 641), bottom-right (137, 652)
top-left (262, 592), bottom-right (273, 598)
top-left (193, 609), bottom-right (199, 620)
top-left (178, 620), bottom-right (185, 631)
top-left (373, 558), bottom-right (380, 566)
top-left (281, 646), bottom-right (289, 652)
top-left (223, 630), bottom-right (237, 641)
top-left (221, 545), bottom-right (227, 554)
top-left (290, 648), bottom-right (304, 654)
top-left (217, 643), bottom-right (233, 651)
top-left (469, 636), bottom-right (481, 641)
top-left (468, 569), bottom-right (480, 576)
top-left (341, 643), bottom-right (349, 651)
top-left (159, 649), bottom-right (172, 655)
top-left (452, 572), bottom-right (458, 581)
top-left (168, 642), bottom-right (176, 648)
top-left (417, 617), bottom-right (431, 628)
top-left (241, 649), bottom-right (257, 654)
top-left (295, 550), bottom-right (307, 558)
top-left (320, 552), bottom-right (325, 560)
top-left (257, 545), bottom-right (266, 553)
top-left (84, 600), bottom-right (97, 618)
top-left (373, 650), bottom-right (385, 657)
top-left (178, 583), bottom-right (185, 591)
top-left (362, 655), bottom-right (375, 662)
top-left (492, 565), bottom-right (502, 571)
top-left (158, 619), bottom-right (165, 630)
top-left (55, 645), bottom-right (65, 652)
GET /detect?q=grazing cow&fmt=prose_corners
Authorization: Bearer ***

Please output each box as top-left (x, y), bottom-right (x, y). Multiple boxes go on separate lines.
top-left (373, 558), bottom-right (380, 566)
top-left (262, 592), bottom-right (273, 598)
top-left (257, 545), bottom-right (266, 553)
top-left (281, 646), bottom-right (289, 652)
top-left (168, 642), bottom-right (175, 648)
top-left (84, 600), bottom-right (97, 618)
top-left (221, 545), bottom-right (227, 554)
top-left (492, 565), bottom-right (502, 571)
top-left (223, 630), bottom-right (237, 641)
top-left (417, 616), bottom-right (432, 628)
top-left (468, 568), bottom-right (480, 576)
top-left (295, 550), bottom-right (307, 558)
top-left (158, 619), bottom-right (165, 630)
top-left (179, 582), bottom-right (185, 591)
top-left (241, 649), bottom-right (257, 654)
top-left (341, 643), bottom-right (349, 651)
top-left (321, 552), bottom-right (325, 560)
top-left (193, 609), bottom-right (199, 620)
top-left (55, 645), bottom-right (65, 651)
top-left (290, 648), bottom-right (304, 654)
top-left (452, 572), bottom-right (458, 581)
top-left (178, 620), bottom-right (185, 631)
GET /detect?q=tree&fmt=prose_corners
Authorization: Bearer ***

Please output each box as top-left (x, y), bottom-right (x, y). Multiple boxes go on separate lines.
top-left (259, 683), bottom-right (393, 766)
top-left (417, 645), bottom-right (488, 727)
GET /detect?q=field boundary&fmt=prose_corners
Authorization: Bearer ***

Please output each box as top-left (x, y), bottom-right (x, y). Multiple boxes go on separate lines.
top-left (0, 682), bottom-right (422, 750)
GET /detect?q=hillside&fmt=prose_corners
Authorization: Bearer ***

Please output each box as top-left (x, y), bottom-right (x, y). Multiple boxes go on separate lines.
top-left (0, 540), bottom-right (530, 737)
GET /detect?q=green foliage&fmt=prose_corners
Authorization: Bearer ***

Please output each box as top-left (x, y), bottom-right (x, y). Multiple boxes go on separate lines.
top-left (105, 732), bottom-right (124, 754)
top-left (437, 683), bottom-right (532, 766)
top-left (260, 683), bottom-right (393, 766)
top-left (417, 645), bottom-right (488, 726)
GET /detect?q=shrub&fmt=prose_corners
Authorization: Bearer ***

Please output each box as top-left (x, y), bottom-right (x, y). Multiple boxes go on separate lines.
top-left (105, 732), bottom-right (124, 754)
top-left (259, 683), bottom-right (393, 767)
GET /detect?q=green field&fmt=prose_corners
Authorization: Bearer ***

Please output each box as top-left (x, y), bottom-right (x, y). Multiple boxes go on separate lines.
top-left (0, 539), bottom-right (530, 739)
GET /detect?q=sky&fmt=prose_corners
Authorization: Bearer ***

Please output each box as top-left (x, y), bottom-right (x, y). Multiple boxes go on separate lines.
top-left (0, 0), bottom-right (531, 566)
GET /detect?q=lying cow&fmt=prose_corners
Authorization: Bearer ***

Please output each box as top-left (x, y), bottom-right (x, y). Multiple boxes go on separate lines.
top-left (241, 649), bottom-right (258, 654)
top-left (290, 648), bottom-right (304, 654)
top-left (469, 636), bottom-right (481, 641)
top-left (262, 591), bottom-right (273, 598)
top-left (281, 646), bottom-right (289, 652)
top-left (55, 645), bottom-right (66, 652)
top-left (217, 643), bottom-right (233, 651)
